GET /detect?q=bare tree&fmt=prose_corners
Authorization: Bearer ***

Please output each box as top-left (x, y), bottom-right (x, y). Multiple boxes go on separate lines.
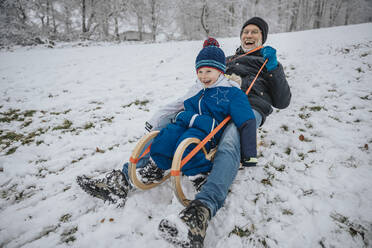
top-left (313, 0), bottom-right (327, 29)
top-left (200, 1), bottom-right (210, 36)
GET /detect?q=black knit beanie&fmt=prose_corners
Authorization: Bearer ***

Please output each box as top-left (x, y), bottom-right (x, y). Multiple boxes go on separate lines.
top-left (240, 17), bottom-right (269, 44)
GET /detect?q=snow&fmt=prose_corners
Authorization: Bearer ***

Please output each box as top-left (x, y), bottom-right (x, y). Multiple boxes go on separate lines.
top-left (1, 23), bottom-right (372, 248)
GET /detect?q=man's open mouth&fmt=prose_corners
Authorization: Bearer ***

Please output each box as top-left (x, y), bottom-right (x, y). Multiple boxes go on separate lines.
top-left (244, 40), bottom-right (255, 45)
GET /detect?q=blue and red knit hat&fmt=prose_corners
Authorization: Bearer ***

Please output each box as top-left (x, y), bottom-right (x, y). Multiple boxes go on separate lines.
top-left (195, 37), bottom-right (226, 74)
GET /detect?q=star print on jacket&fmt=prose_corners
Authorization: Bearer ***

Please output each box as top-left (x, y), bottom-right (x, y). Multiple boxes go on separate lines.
top-left (211, 87), bottom-right (230, 105)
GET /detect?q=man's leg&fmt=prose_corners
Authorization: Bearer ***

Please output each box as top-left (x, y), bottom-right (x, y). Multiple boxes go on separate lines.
top-left (194, 122), bottom-right (241, 217)
top-left (252, 109), bottom-right (262, 128)
top-left (194, 110), bottom-right (262, 217)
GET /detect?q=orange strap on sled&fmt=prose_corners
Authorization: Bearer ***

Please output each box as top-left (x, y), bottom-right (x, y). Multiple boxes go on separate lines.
top-left (129, 144), bottom-right (152, 164)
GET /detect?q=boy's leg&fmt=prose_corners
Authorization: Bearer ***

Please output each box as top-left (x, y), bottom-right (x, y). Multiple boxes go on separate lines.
top-left (194, 123), bottom-right (241, 217)
top-left (122, 115), bottom-right (175, 180)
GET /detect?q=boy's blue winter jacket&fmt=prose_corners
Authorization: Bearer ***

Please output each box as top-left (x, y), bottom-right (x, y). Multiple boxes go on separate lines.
top-left (150, 75), bottom-right (257, 176)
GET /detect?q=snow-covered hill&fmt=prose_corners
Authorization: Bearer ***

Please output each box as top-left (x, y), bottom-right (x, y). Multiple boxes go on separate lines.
top-left (0, 23), bottom-right (371, 248)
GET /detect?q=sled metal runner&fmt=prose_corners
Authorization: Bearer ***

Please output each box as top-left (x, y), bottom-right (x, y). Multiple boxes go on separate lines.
top-left (128, 48), bottom-right (268, 206)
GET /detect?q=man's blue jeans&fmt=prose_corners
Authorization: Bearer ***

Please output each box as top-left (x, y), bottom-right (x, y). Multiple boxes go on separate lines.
top-left (122, 110), bottom-right (262, 217)
top-left (195, 109), bottom-right (261, 217)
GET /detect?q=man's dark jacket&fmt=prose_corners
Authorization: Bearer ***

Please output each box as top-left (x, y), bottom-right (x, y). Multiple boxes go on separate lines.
top-left (226, 47), bottom-right (291, 125)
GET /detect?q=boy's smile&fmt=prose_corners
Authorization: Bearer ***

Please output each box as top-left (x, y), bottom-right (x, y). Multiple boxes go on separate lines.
top-left (197, 67), bottom-right (221, 87)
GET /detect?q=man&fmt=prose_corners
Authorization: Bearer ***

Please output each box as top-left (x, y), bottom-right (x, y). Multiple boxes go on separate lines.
top-left (77, 17), bottom-right (291, 247)
top-left (158, 17), bottom-right (291, 247)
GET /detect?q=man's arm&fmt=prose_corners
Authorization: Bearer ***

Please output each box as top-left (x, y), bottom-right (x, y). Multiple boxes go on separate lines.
top-left (145, 82), bottom-right (202, 131)
top-left (266, 62), bottom-right (291, 109)
top-left (261, 46), bottom-right (291, 109)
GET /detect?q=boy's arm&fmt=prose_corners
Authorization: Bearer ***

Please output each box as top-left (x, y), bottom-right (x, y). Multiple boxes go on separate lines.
top-left (229, 90), bottom-right (257, 166)
top-left (145, 82), bottom-right (202, 132)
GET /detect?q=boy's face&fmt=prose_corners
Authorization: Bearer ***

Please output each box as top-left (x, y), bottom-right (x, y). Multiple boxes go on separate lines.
top-left (197, 67), bottom-right (221, 87)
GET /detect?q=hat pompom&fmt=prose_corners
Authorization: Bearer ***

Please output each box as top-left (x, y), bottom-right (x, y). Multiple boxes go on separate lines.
top-left (203, 37), bottom-right (220, 48)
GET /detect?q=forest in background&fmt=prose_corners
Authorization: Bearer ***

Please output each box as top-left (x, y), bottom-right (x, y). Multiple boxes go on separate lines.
top-left (1, 0), bottom-right (371, 46)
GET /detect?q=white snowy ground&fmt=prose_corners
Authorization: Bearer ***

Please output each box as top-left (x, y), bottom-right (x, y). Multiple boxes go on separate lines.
top-left (0, 23), bottom-right (371, 248)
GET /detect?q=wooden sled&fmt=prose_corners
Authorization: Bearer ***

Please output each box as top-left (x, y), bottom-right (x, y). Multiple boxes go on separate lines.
top-left (128, 131), bottom-right (170, 190)
top-left (128, 131), bottom-right (216, 206)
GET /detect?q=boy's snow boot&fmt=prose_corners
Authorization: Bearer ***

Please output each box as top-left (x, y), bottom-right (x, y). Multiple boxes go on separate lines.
top-left (76, 170), bottom-right (132, 207)
top-left (137, 158), bottom-right (165, 184)
top-left (158, 200), bottom-right (210, 248)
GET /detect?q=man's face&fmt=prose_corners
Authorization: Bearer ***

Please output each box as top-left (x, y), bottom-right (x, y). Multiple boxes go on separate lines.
top-left (240, 24), bottom-right (263, 51)
top-left (197, 67), bottom-right (221, 87)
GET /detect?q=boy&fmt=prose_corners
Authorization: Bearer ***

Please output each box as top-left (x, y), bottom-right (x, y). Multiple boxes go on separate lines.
top-left (149, 40), bottom-right (257, 177)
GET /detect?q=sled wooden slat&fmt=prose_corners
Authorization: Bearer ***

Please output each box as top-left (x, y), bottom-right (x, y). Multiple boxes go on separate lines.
top-left (171, 137), bottom-right (212, 206)
top-left (128, 131), bottom-right (170, 190)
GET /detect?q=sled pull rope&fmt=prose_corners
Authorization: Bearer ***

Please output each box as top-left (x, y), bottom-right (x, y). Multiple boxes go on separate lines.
top-left (129, 144), bottom-right (151, 164)
top-left (172, 57), bottom-right (268, 174)
top-left (226, 45), bottom-right (263, 63)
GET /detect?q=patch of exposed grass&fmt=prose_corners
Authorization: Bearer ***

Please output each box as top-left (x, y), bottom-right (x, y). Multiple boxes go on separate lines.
top-left (282, 209), bottom-right (294, 215)
top-left (309, 106), bottom-right (326, 112)
top-left (122, 99), bottom-right (150, 108)
top-left (103, 116), bottom-right (114, 123)
top-left (53, 119), bottom-right (73, 131)
top-left (1, 131), bottom-right (24, 142)
top-left (261, 178), bottom-right (272, 186)
top-left (0, 109), bottom-right (38, 123)
top-left (229, 225), bottom-right (252, 237)
top-left (285, 147), bottom-right (291, 155)
top-left (0, 108), bottom-right (21, 122)
top-left (95, 147), bottom-right (105, 154)
top-left (330, 212), bottom-right (368, 244)
top-left (299, 113), bottom-right (311, 120)
top-left (23, 110), bottom-right (37, 117)
top-left (83, 122), bottom-right (95, 130)
top-left (6, 147), bottom-right (18, 155)
top-left (71, 156), bottom-right (85, 164)
top-left (61, 226), bottom-right (78, 243)
top-left (280, 125), bottom-right (289, 131)
top-left (60, 213), bottom-right (72, 223)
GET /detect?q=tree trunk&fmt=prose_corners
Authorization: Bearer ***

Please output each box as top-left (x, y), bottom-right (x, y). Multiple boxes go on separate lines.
top-left (46, 0), bottom-right (50, 30)
top-left (138, 15), bottom-right (143, 40)
top-left (114, 17), bottom-right (119, 41)
top-left (344, 1), bottom-right (351, 25)
top-left (313, 0), bottom-right (327, 29)
top-left (82, 0), bottom-right (87, 33)
top-left (64, 5), bottom-right (71, 35)
top-left (201, 4), bottom-right (209, 36)
top-left (289, 1), bottom-right (299, 31)
top-left (50, 1), bottom-right (57, 35)
top-left (150, 0), bottom-right (157, 41)
top-left (329, 0), bottom-right (343, 27)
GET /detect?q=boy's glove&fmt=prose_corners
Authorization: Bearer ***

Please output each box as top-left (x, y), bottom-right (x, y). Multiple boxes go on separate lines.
top-left (225, 73), bottom-right (242, 86)
top-left (241, 157), bottom-right (258, 167)
top-left (261, 46), bottom-right (278, 72)
top-left (145, 121), bottom-right (154, 132)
